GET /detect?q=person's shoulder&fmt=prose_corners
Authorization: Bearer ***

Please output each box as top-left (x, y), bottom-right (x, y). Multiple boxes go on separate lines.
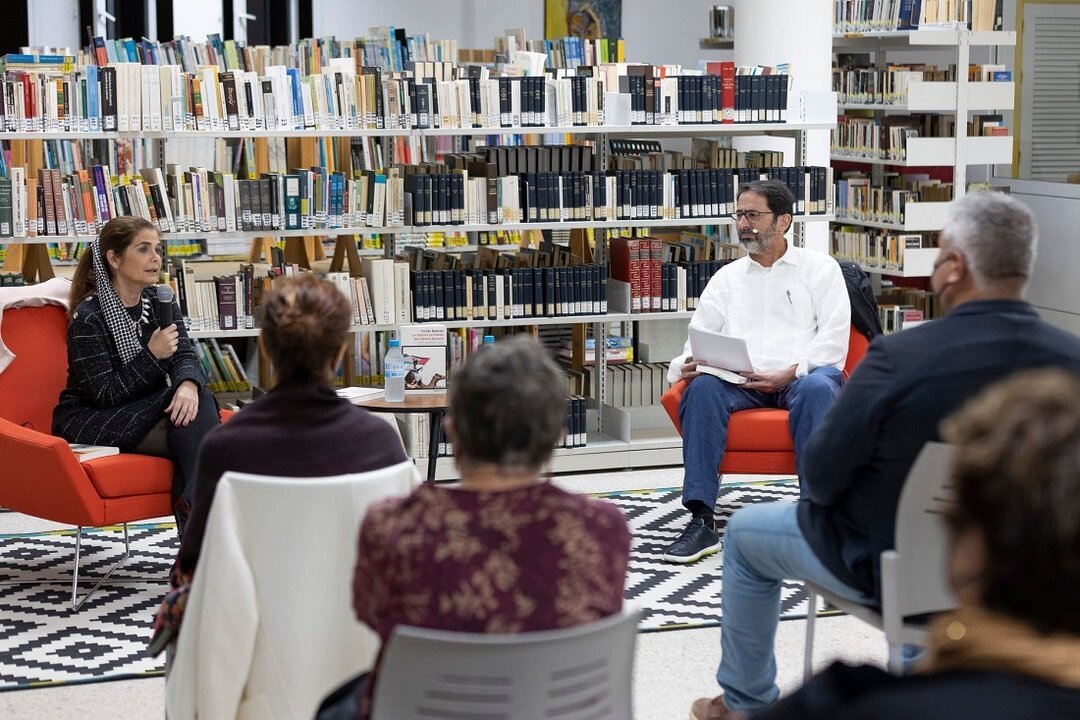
top-left (358, 491), bottom-right (415, 542)
top-left (70, 295), bottom-right (104, 323)
top-left (828, 670), bottom-right (1080, 720)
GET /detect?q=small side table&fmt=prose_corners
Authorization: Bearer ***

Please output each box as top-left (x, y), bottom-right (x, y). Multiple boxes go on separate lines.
top-left (354, 392), bottom-right (448, 485)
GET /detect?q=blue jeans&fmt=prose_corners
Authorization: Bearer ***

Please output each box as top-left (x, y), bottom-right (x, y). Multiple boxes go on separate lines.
top-left (716, 502), bottom-right (874, 712)
top-left (678, 366), bottom-right (844, 508)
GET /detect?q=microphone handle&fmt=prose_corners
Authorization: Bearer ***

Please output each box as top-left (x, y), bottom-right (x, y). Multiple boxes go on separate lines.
top-left (158, 299), bottom-right (173, 329)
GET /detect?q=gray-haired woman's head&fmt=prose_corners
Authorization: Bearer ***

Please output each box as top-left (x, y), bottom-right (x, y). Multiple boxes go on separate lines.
top-left (448, 336), bottom-right (566, 472)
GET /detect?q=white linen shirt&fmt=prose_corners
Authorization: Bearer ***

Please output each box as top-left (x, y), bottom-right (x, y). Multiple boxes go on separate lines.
top-left (667, 244), bottom-right (851, 383)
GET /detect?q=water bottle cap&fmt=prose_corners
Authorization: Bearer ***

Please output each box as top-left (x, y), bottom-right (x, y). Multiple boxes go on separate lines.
top-left (389, 338), bottom-right (400, 347)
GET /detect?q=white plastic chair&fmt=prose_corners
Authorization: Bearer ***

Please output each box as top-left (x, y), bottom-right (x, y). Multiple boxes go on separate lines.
top-left (803, 442), bottom-right (957, 678)
top-left (371, 606), bottom-right (642, 720)
top-left (166, 461), bottom-right (418, 720)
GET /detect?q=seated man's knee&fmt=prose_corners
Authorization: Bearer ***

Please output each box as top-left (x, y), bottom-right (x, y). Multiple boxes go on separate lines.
top-left (682, 374), bottom-right (725, 405)
top-left (798, 370), bottom-right (841, 397)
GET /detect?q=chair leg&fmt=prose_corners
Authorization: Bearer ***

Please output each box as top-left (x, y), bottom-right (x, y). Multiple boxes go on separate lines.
top-left (887, 642), bottom-right (904, 676)
top-left (803, 588), bottom-right (818, 682)
top-left (70, 523), bottom-right (132, 612)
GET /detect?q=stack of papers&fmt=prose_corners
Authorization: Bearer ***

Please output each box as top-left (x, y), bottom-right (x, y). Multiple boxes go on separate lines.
top-left (336, 387), bottom-right (385, 403)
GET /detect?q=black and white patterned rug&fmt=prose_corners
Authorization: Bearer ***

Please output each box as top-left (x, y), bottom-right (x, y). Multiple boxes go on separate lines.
top-left (0, 522), bottom-right (175, 690)
top-left (0, 481), bottom-right (805, 690)
top-left (603, 480), bottom-right (810, 632)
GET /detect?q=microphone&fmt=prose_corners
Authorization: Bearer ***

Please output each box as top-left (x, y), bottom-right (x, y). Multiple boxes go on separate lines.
top-left (156, 285), bottom-right (175, 329)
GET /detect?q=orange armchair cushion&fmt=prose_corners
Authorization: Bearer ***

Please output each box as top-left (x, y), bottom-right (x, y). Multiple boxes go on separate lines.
top-left (81, 454), bottom-right (176, 498)
top-left (726, 409), bottom-right (796, 452)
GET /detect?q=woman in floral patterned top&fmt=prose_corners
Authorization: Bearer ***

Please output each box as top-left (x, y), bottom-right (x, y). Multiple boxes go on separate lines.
top-left (351, 336), bottom-right (632, 719)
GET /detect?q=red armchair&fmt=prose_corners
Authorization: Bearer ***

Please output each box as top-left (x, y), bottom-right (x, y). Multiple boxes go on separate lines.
top-left (0, 304), bottom-right (229, 609)
top-left (660, 326), bottom-right (871, 475)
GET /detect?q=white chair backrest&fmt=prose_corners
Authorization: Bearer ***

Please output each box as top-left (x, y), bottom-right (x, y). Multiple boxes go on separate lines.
top-left (372, 606), bottom-right (641, 720)
top-left (166, 461), bottom-right (417, 720)
top-left (881, 442), bottom-right (957, 631)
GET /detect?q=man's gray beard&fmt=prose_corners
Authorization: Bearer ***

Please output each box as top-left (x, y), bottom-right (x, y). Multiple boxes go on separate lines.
top-left (739, 235), bottom-right (770, 255)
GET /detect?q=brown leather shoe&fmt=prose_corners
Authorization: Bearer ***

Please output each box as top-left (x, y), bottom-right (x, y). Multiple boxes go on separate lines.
top-left (689, 696), bottom-right (748, 720)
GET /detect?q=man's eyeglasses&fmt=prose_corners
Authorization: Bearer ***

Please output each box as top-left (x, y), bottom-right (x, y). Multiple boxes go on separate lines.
top-left (729, 210), bottom-right (775, 222)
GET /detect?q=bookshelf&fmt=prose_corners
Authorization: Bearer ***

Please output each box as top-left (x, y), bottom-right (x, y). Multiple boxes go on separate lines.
top-left (0, 38), bottom-right (838, 479)
top-left (830, 27), bottom-right (1016, 277)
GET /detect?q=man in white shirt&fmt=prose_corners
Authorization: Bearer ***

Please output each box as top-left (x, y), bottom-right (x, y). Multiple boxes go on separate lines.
top-left (663, 179), bottom-right (850, 563)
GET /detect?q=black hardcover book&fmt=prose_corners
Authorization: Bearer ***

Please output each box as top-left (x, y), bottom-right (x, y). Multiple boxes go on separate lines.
top-left (100, 66), bottom-right (118, 132)
top-left (442, 269), bottom-right (455, 321)
top-left (451, 173), bottom-right (464, 225)
top-left (498, 77), bottom-right (511, 127)
top-left (414, 82), bottom-right (431, 128)
top-left (238, 179), bottom-right (253, 231)
top-left (751, 75), bottom-right (765, 123)
top-left (779, 74), bottom-right (789, 123)
top-left (220, 72), bottom-right (240, 130)
top-left (259, 178), bottom-right (273, 228)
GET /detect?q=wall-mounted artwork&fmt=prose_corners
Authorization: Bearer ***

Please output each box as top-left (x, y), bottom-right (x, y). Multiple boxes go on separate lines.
top-left (545, 0), bottom-right (623, 39)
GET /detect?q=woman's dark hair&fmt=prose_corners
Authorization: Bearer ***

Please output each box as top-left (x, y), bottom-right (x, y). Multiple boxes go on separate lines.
top-left (737, 179), bottom-right (795, 218)
top-left (261, 274), bottom-right (351, 384)
top-left (69, 216), bottom-right (158, 313)
top-left (941, 368), bottom-right (1080, 635)
top-left (448, 336), bottom-right (566, 472)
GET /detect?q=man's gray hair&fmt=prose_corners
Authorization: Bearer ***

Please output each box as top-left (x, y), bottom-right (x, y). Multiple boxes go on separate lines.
top-left (943, 191), bottom-right (1037, 285)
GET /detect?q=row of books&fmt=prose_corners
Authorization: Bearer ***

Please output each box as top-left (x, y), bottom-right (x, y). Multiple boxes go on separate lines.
top-left (191, 338), bottom-right (251, 393)
top-left (605, 362), bottom-right (676, 408)
top-left (0, 53), bottom-right (796, 135)
top-left (832, 115), bottom-right (956, 161)
top-left (877, 286), bottom-right (940, 331)
top-left (968, 114), bottom-right (1007, 137)
top-left (879, 304), bottom-right (927, 334)
top-left (835, 173), bottom-right (953, 224)
top-left (831, 226), bottom-right (931, 271)
top-left (0, 161), bottom-right (833, 240)
top-left (610, 235), bottom-right (736, 313)
top-left (832, 0), bottom-right (1004, 33)
top-left (169, 261), bottom-right (259, 332)
top-left (410, 265), bottom-right (610, 322)
top-left (85, 29), bottom-right (621, 81)
top-left (516, 36), bottom-right (625, 71)
top-left (833, 64), bottom-right (956, 105)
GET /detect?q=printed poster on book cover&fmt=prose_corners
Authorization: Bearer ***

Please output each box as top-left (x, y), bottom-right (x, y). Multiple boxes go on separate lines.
top-left (399, 324), bottom-right (448, 394)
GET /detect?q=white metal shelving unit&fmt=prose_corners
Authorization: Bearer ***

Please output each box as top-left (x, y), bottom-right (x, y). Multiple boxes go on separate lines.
top-left (831, 29), bottom-right (1016, 277)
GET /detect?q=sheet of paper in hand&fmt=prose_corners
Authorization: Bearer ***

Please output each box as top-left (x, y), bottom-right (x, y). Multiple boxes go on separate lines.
top-left (688, 326), bottom-right (753, 384)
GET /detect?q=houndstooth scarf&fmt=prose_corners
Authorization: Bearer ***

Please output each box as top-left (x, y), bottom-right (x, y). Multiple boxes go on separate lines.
top-left (92, 236), bottom-right (145, 364)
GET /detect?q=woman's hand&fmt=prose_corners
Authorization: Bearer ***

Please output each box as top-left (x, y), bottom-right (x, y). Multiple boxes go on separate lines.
top-left (149, 324), bottom-right (179, 360)
top-left (166, 380), bottom-right (200, 427)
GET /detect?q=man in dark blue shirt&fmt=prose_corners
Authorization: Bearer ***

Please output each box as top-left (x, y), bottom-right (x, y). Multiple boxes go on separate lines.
top-left (691, 191), bottom-right (1080, 720)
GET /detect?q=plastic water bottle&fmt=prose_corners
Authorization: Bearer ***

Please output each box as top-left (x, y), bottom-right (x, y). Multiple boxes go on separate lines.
top-left (483, 335), bottom-right (495, 347)
top-left (384, 339), bottom-right (406, 402)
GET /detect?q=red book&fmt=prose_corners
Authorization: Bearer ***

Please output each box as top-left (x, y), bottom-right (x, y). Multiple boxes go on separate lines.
top-left (648, 237), bottom-right (662, 312)
top-left (720, 62), bottom-right (736, 124)
top-left (609, 236), bottom-right (643, 313)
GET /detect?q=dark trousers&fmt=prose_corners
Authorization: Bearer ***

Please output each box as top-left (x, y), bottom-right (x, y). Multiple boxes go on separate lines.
top-left (133, 386), bottom-right (219, 506)
top-left (315, 672), bottom-right (367, 720)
